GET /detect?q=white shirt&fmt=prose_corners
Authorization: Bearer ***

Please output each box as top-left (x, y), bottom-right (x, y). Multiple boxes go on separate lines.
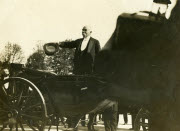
top-left (81, 36), bottom-right (91, 51)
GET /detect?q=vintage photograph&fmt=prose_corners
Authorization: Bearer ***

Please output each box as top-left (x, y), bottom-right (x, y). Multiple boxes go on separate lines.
top-left (0, 0), bottom-right (179, 131)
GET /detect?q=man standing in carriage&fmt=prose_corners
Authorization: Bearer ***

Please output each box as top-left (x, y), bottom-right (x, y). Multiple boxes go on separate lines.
top-left (59, 25), bottom-right (101, 75)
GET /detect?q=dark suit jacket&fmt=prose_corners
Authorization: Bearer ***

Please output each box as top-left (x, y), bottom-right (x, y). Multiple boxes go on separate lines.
top-left (60, 37), bottom-right (101, 74)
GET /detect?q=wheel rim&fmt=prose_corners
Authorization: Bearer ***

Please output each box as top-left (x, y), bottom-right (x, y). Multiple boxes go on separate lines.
top-left (0, 77), bottom-right (47, 131)
top-left (134, 108), bottom-right (150, 131)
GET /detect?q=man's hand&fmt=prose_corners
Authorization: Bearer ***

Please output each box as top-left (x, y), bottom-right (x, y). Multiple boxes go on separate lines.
top-left (58, 42), bottom-right (64, 47)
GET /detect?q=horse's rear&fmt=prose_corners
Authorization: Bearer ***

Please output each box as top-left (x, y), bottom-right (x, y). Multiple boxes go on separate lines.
top-left (95, 1), bottom-right (180, 131)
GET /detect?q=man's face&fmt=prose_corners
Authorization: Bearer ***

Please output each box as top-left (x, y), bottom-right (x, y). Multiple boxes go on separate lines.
top-left (82, 26), bottom-right (91, 38)
top-left (3, 69), bottom-right (9, 77)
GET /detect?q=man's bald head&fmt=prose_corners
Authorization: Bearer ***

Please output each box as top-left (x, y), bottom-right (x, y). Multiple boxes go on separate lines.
top-left (82, 25), bottom-right (92, 38)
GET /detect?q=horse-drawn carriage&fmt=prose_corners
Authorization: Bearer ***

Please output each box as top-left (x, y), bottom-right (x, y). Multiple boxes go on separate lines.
top-left (0, 64), bottom-right (150, 131)
top-left (0, 0), bottom-right (180, 131)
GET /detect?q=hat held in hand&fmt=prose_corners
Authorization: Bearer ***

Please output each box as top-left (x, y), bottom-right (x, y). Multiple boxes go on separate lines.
top-left (43, 43), bottom-right (59, 56)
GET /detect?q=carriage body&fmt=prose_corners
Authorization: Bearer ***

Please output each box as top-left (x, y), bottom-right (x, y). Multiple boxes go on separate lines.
top-left (17, 68), bottom-right (108, 116)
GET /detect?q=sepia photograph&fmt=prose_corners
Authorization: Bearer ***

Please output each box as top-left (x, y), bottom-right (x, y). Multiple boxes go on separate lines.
top-left (0, 0), bottom-right (179, 131)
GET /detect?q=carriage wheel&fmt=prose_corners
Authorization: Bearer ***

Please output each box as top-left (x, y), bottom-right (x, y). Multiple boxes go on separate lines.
top-left (134, 108), bottom-right (150, 131)
top-left (0, 77), bottom-right (47, 131)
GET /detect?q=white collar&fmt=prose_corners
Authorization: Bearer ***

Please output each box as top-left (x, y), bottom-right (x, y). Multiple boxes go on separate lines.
top-left (81, 36), bottom-right (91, 51)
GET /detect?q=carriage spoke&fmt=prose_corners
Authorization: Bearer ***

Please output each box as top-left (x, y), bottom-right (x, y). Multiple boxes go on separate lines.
top-left (15, 84), bottom-right (32, 106)
top-left (22, 114), bottom-right (43, 121)
top-left (139, 122), bottom-right (149, 126)
top-left (1, 84), bottom-right (17, 106)
top-left (23, 103), bottom-right (42, 111)
top-left (15, 123), bottom-right (18, 131)
top-left (34, 123), bottom-right (41, 131)
top-left (19, 123), bottom-right (25, 131)
top-left (48, 125), bottom-right (52, 131)
top-left (0, 87), bottom-right (10, 103)
top-left (17, 89), bottom-right (24, 106)
top-left (0, 98), bottom-right (10, 108)
top-left (22, 93), bottom-right (37, 107)
top-left (15, 127), bottom-right (18, 131)
top-left (1, 85), bottom-right (8, 96)
top-left (17, 118), bottom-right (25, 131)
top-left (10, 81), bottom-right (17, 97)
top-left (23, 119), bottom-right (38, 131)
top-left (3, 80), bottom-right (16, 98)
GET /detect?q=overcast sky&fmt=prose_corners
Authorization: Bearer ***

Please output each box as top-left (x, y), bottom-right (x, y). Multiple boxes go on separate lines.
top-left (0, 0), bottom-right (176, 59)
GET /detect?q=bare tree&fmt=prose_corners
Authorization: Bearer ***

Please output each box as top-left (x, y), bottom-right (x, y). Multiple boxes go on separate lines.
top-left (45, 39), bottom-right (75, 75)
top-left (26, 43), bottom-right (46, 70)
top-left (0, 42), bottom-right (25, 63)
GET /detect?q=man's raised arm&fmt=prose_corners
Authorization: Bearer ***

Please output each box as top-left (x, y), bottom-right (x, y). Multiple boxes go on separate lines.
top-left (44, 40), bottom-right (77, 55)
top-left (59, 40), bottom-right (77, 48)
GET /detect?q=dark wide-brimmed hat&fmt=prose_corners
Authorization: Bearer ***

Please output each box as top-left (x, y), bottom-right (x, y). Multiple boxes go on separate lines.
top-left (43, 43), bottom-right (59, 56)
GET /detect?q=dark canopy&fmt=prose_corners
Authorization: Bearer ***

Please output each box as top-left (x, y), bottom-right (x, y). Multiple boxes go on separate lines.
top-left (95, 1), bottom-right (180, 130)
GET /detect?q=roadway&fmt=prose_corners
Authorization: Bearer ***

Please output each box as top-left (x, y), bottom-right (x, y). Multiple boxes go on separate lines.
top-left (1, 114), bottom-right (139, 131)
top-left (47, 114), bottom-right (136, 131)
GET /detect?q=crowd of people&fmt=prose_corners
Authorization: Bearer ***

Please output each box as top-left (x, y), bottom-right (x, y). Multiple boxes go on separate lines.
top-left (80, 112), bottom-right (135, 131)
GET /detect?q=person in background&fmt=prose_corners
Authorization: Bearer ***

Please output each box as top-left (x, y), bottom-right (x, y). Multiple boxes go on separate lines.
top-left (0, 68), bottom-right (10, 80)
top-left (103, 100), bottom-right (118, 131)
top-left (123, 113), bottom-right (128, 125)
